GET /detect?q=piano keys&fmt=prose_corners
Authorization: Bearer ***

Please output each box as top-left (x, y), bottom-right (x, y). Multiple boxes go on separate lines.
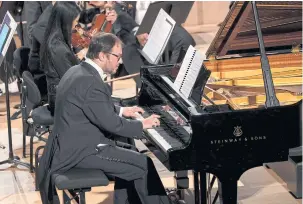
top-left (136, 104), bottom-right (190, 153)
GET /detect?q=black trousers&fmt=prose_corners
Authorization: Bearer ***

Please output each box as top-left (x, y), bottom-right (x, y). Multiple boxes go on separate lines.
top-left (75, 144), bottom-right (172, 204)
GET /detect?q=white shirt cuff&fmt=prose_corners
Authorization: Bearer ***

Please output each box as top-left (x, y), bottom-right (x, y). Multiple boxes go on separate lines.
top-left (132, 26), bottom-right (139, 36)
top-left (119, 107), bottom-right (124, 117)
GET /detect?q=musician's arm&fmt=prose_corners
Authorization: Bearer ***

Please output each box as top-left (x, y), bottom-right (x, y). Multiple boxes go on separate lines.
top-left (112, 12), bottom-right (138, 42)
top-left (32, 4), bottom-right (52, 44)
top-left (25, 2), bottom-right (43, 42)
top-left (83, 82), bottom-right (143, 139)
top-left (50, 41), bottom-right (79, 78)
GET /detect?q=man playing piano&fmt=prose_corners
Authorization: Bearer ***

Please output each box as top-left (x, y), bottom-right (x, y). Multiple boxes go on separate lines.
top-left (38, 33), bottom-right (177, 204)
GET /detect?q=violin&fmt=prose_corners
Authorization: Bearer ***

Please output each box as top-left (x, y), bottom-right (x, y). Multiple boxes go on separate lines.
top-left (71, 26), bottom-right (91, 52)
top-left (72, 7), bottom-right (113, 51)
top-left (87, 12), bottom-right (112, 36)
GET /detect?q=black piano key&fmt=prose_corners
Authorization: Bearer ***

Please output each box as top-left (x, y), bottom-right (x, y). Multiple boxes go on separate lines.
top-left (140, 105), bottom-right (191, 151)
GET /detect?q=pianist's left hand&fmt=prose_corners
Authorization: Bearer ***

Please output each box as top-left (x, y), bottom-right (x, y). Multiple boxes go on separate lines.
top-left (122, 106), bottom-right (145, 119)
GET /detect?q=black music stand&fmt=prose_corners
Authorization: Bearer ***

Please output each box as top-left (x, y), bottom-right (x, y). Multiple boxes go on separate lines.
top-left (0, 12), bottom-right (30, 170)
top-left (136, 1), bottom-right (194, 35)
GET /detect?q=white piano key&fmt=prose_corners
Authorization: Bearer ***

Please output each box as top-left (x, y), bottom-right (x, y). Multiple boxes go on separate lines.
top-left (146, 129), bottom-right (172, 151)
top-left (135, 112), bottom-right (172, 152)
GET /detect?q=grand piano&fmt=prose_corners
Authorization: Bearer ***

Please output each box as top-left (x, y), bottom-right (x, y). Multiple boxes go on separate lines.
top-left (120, 1), bottom-right (302, 203)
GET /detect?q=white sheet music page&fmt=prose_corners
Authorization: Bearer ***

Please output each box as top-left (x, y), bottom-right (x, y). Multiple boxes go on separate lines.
top-left (141, 9), bottom-right (176, 64)
top-left (173, 45), bottom-right (205, 98)
top-left (173, 45), bottom-right (195, 91)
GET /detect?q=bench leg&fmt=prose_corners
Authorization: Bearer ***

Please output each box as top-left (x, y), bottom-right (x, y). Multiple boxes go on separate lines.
top-left (63, 190), bottom-right (70, 204)
top-left (78, 191), bottom-right (86, 204)
top-left (63, 189), bottom-right (86, 204)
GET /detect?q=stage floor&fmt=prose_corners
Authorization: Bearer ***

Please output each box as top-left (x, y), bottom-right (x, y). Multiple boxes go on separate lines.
top-left (0, 79), bottom-right (301, 204)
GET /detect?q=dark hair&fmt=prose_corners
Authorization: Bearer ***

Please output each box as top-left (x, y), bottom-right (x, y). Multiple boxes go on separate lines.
top-left (79, 8), bottom-right (99, 25)
top-left (86, 33), bottom-right (123, 59)
top-left (45, 2), bottom-right (80, 45)
top-left (41, 2), bottom-right (80, 69)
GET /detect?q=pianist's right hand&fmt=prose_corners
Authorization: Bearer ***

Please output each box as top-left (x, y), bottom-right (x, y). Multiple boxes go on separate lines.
top-left (142, 114), bottom-right (160, 129)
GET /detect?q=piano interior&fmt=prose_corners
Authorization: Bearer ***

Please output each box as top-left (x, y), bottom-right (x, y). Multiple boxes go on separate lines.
top-left (203, 53), bottom-right (302, 109)
top-left (203, 1), bottom-right (302, 110)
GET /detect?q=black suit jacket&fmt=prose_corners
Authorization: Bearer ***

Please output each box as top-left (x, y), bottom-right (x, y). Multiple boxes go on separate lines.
top-left (167, 25), bottom-right (196, 63)
top-left (28, 4), bottom-right (53, 75)
top-left (112, 12), bottom-right (139, 45)
top-left (38, 62), bottom-right (143, 203)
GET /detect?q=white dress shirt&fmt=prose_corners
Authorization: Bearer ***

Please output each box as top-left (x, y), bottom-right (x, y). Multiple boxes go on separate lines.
top-left (135, 1), bottom-right (154, 25)
top-left (85, 58), bottom-right (124, 117)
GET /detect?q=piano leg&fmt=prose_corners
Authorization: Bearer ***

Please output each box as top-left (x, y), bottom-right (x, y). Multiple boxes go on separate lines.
top-left (199, 172), bottom-right (207, 204)
top-left (193, 171), bottom-right (200, 204)
top-left (193, 171), bottom-right (208, 204)
top-left (218, 178), bottom-right (238, 204)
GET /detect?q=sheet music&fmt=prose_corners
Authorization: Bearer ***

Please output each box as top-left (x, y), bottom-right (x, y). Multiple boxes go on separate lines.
top-left (140, 9), bottom-right (175, 64)
top-left (173, 45), bottom-right (195, 90)
top-left (173, 45), bottom-right (205, 98)
top-left (1, 12), bottom-right (17, 56)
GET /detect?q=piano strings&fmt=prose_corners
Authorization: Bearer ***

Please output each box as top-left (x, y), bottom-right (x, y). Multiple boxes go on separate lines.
top-left (204, 85), bottom-right (240, 109)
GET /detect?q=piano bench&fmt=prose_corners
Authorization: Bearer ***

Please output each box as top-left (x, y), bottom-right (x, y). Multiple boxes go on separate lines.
top-left (53, 168), bottom-right (109, 204)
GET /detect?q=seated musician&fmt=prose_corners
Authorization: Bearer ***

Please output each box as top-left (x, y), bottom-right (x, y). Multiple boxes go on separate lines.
top-left (104, 7), bottom-right (196, 85)
top-left (87, 1), bottom-right (106, 14)
top-left (40, 2), bottom-right (86, 115)
top-left (78, 1), bottom-right (140, 77)
top-left (87, 1), bottom-right (135, 19)
top-left (27, 2), bottom-right (53, 101)
top-left (78, 7), bottom-right (100, 31)
top-left (79, 1), bottom-right (137, 42)
top-left (38, 32), bottom-right (177, 204)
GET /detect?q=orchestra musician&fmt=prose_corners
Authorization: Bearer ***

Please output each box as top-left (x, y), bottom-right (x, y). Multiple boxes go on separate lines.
top-left (25, 1), bottom-right (52, 45)
top-left (26, 1), bottom-right (53, 100)
top-left (80, 2), bottom-right (194, 83)
top-left (112, 9), bottom-right (196, 85)
top-left (40, 2), bottom-right (83, 115)
top-left (87, 1), bottom-right (136, 19)
top-left (37, 32), bottom-right (178, 204)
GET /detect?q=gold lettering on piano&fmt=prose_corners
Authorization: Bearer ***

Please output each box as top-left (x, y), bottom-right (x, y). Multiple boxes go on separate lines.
top-left (210, 136), bottom-right (266, 145)
top-left (250, 136), bottom-right (267, 140)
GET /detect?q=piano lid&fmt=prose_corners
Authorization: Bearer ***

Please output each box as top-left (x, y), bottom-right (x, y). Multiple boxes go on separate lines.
top-left (205, 1), bottom-right (302, 59)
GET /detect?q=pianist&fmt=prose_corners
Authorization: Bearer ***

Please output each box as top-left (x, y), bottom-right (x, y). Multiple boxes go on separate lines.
top-left (38, 33), bottom-right (176, 204)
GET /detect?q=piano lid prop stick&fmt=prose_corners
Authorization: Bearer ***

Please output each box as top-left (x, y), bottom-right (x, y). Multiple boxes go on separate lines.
top-left (104, 73), bottom-right (140, 83)
top-left (205, 85), bottom-right (240, 109)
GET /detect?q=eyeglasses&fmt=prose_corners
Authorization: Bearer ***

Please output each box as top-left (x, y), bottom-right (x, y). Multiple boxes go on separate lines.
top-left (107, 52), bottom-right (122, 62)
